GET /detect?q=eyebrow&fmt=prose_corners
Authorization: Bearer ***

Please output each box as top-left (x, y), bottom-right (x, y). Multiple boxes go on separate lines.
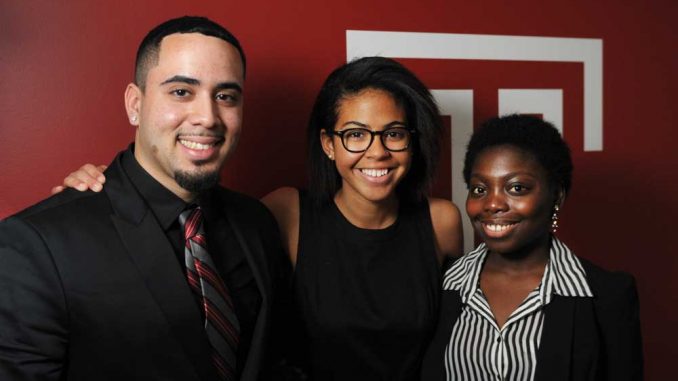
top-left (160, 75), bottom-right (243, 94)
top-left (341, 121), bottom-right (368, 128)
top-left (340, 121), bottom-right (407, 129)
top-left (215, 82), bottom-right (243, 94)
top-left (470, 171), bottom-right (539, 180)
top-left (160, 75), bottom-right (200, 86)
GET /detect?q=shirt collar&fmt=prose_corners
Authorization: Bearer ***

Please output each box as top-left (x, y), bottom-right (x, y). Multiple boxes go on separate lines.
top-left (444, 237), bottom-right (593, 305)
top-left (540, 236), bottom-right (593, 304)
top-left (121, 145), bottom-right (188, 230)
top-left (443, 243), bottom-right (487, 304)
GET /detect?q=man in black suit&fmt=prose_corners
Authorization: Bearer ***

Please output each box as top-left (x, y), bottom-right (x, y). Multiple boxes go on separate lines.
top-left (0, 16), bottom-right (285, 381)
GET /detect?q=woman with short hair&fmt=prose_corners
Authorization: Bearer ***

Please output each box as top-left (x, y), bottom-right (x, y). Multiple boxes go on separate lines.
top-left (421, 114), bottom-right (642, 381)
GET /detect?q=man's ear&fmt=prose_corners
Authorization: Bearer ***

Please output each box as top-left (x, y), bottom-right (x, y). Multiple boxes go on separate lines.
top-left (320, 129), bottom-right (335, 160)
top-left (124, 83), bottom-right (142, 126)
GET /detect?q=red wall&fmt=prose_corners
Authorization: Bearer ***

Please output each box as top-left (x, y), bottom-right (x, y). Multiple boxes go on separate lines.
top-left (1, 0), bottom-right (676, 377)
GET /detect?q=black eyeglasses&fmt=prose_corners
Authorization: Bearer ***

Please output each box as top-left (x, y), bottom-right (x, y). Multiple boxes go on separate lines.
top-left (326, 127), bottom-right (416, 153)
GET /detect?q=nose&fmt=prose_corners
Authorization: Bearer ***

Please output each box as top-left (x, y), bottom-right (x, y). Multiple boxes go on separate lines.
top-left (188, 94), bottom-right (218, 128)
top-left (364, 132), bottom-right (390, 159)
top-left (484, 189), bottom-right (507, 213)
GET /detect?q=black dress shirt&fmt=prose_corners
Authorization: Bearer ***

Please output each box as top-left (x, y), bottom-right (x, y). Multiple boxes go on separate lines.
top-left (121, 147), bottom-right (261, 375)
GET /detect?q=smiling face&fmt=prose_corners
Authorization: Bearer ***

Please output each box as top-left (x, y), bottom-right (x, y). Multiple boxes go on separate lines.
top-left (466, 144), bottom-right (562, 256)
top-left (125, 32), bottom-right (244, 201)
top-left (320, 88), bottom-right (412, 204)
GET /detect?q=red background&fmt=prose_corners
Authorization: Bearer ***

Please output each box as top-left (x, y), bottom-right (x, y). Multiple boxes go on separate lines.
top-left (1, 1), bottom-right (675, 378)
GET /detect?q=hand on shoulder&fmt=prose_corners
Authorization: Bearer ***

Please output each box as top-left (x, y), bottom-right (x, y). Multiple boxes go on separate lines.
top-left (51, 164), bottom-right (107, 194)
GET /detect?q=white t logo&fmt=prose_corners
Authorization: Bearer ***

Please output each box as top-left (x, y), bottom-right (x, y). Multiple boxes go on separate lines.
top-left (346, 31), bottom-right (603, 252)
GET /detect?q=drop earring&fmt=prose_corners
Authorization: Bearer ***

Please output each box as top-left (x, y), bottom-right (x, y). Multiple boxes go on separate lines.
top-left (551, 205), bottom-right (560, 233)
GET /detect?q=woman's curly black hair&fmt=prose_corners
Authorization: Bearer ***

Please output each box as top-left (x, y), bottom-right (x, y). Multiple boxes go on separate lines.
top-left (463, 114), bottom-right (573, 194)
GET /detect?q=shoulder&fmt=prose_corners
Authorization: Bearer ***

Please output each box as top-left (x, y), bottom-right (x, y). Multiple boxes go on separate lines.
top-left (428, 197), bottom-right (462, 224)
top-left (213, 188), bottom-right (290, 271)
top-left (261, 187), bottom-right (299, 215)
top-left (580, 258), bottom-right (638, 297)
top-left (211, 187), bottom-right (286, 250)
top-left (578, 257), bottom-right (640, 316)
top-left (427, 197), bottom-right (464, 262)
top-left (10, 188), bottom-right (112, 228)
top-left (1, 190), bottom-right (111, 264)
top-left (9, 149), bottom-right (126, 227)
top-left (214, 187), bottom-right (275, 220)
top-left (260, 187), bottom-right (300, 226)
top-left (261, 187), bottom-right (300, 264)
top-left (0, 214), bottom-right (47, 254)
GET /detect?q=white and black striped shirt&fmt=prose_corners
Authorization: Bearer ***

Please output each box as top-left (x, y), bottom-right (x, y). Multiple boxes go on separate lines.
top-left (442, 237), bottom-right (593, 381)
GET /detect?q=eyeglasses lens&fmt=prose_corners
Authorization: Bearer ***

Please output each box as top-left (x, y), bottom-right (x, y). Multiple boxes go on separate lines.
top-left (341, 128), bottom-right (411, 152)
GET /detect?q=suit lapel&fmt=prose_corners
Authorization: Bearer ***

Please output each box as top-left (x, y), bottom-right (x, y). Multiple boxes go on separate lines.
top-left (222, 197), bottom-right (269, 381)
top-left (105, 154), bottom-right (219, 381)
top-left (219, 191), bottom-right (270, 309)
top-left (421, 290), bottom-right (463, 381)
top-left (535, 296), bottom-right (575, 381)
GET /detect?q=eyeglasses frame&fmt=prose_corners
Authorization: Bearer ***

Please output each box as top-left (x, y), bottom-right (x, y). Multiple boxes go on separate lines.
top-left (325, 127), bottom-right (417, 153)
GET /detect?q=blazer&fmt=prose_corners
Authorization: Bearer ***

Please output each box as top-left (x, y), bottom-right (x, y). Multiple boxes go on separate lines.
top-left (0, 151), bottom-right (286, 381)
top-left (421, 259), bottom-right (643, 381)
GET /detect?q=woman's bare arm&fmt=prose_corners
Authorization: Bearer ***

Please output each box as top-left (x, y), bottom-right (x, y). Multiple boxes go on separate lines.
top-left (429, 197), bottom-right (464, 265)
top-left (261, 187), bottom-right (300, 268)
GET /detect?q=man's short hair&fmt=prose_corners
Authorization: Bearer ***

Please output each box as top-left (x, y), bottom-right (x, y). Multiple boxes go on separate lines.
top-left (134, 16), bottom-right (246, 90)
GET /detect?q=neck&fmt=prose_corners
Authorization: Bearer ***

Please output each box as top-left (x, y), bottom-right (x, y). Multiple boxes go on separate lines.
top-left (485, 234), bottom-right (551, 275)
top-left (333, 188), bottom-right (399, 229)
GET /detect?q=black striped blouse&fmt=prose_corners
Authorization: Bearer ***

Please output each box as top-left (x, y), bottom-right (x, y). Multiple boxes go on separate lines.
top-left (442, 237), bottom-right (593, 381)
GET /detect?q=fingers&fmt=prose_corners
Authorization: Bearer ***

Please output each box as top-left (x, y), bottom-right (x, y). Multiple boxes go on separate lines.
top-left (63, 164), bottom-right (107, 193)
top-left (51, 185), bottom-right (65, 195)
top-left (82, 164), bottom-right (107, 184)
top-left (63, 172), bottom-right (90, 192)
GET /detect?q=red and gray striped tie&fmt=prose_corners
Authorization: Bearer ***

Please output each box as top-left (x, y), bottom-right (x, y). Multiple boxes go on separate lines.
top-left (180, 207), bottom-right (239, 380)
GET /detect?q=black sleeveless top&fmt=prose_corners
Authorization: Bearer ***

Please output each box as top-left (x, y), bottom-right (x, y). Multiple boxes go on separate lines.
top-left (293, 192), bottom-right (441, 380)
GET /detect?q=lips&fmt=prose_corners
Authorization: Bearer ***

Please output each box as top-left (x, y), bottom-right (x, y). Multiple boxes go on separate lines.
top-left (360, 168), bottom-right (390, 178)
top-left (480, 221), bottom-right (518, 238)
top-left (177, 135), bottom-right (224, 161)
top-left (355, 168), bottom-right (395, 185)
top-left (179, 139), bottom-right (213, 150)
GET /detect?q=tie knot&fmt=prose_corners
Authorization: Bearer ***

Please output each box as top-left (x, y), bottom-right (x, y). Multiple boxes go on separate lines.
top-left (179, 207), bottom-right (203, 241)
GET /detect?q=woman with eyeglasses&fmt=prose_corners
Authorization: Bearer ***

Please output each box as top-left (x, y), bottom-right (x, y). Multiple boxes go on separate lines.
top-left (54, 56), bottom-right (464, 380)
top-left (263, 57), bottom-right (463, 379)
top-left (420, 115), bottom-right (642, 381)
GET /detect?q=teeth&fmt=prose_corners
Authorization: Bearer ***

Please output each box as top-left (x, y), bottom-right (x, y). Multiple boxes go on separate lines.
top-left (485, 223), bottom-right (515, 232)
top-left (361, 168), bottom-right (389, 177)
top-left (179, 139), bottom-right (211, 150)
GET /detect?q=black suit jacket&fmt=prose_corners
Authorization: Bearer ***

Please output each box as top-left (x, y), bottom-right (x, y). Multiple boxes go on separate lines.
top-left (421, 259), bottom-right (643, 381)
top-left (0, 151), bottom-right (286, 381)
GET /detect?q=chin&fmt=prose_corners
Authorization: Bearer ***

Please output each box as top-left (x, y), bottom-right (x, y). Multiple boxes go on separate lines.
top-left (484, 235), bottom-right (549, 257)
top-left (480, 237), bottom-right (507, 251)
top-left (174, 169), bottom-right (221, 193)
top-left (361, 188), bottom-right (398, 203)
